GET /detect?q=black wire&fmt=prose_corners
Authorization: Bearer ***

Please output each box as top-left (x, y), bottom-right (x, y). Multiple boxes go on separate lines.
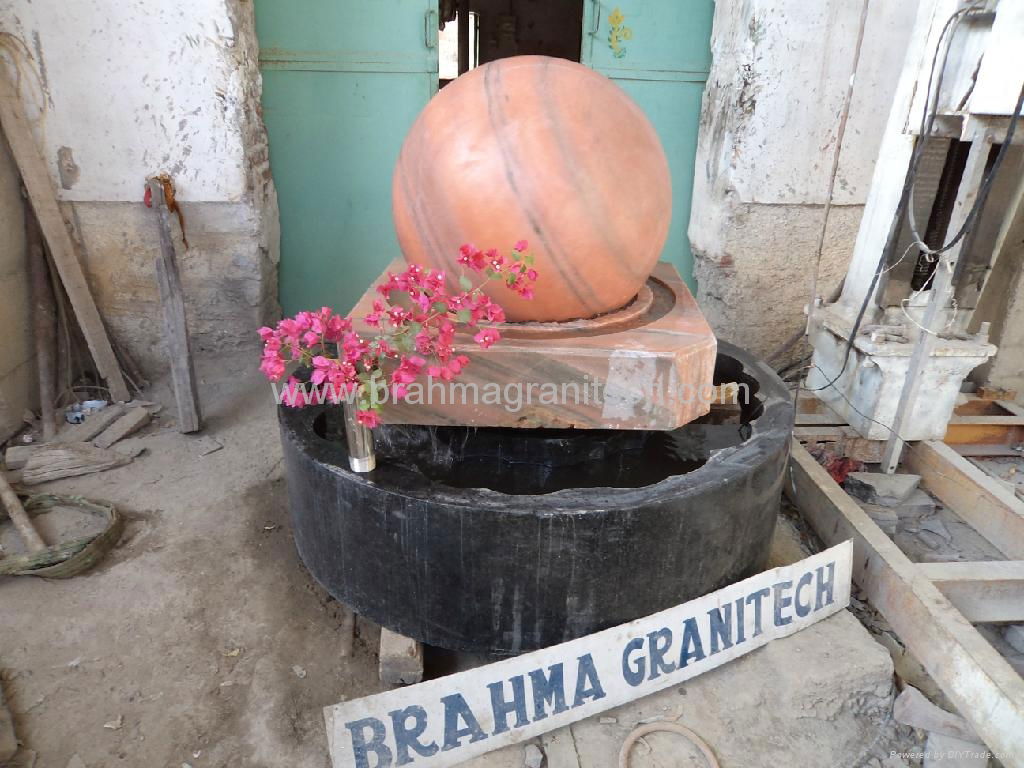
top-left (806, 6), bottom-right (1019, 393)
top-left (806, 365), bottom-right (913, 445)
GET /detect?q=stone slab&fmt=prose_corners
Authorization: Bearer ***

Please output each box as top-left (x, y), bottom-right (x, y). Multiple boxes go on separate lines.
top-left (859, 502), bottom-right (898, 536)
top-left (378, 628), bottom-right (423, 686)
top-left (897, 489), bottom-right (936, 519)
top-left (845, 472), bottom-right (921, 507)
top-left (459, 610), bottom-right (900, 768)
top-left (350, 261), bottom-right (717, 430)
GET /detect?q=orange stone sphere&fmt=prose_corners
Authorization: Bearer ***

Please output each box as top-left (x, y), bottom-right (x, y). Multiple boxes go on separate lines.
top-left (392, 55), bottom-right (672, 323)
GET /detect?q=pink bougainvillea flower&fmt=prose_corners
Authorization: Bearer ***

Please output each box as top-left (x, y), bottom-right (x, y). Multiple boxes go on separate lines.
top-left (356, 410), bottom-right (381, 428)
top-left (514, 239), bottom-right (528, 252)
top-left (258, 242), bottom-right (536, 423)
top-left (423, 269), bottom-right (446, 293)
top-left (260, 351), bottom-right (286, 381)
top-left (279, 376), bottom-right (305, 407)
top-left (473, 328), bottom-right (500, 349)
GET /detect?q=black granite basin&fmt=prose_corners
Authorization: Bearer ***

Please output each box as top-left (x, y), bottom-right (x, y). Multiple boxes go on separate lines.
top-left (278, 341), bottom-right (793, 654)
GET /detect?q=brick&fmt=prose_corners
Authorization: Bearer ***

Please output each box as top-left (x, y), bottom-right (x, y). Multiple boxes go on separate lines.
top-left (379, 628), bottom-right (423, 686)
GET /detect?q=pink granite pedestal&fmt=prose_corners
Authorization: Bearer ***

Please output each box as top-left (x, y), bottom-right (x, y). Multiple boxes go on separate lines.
top-left (350, 261), bottom-right (717, 430)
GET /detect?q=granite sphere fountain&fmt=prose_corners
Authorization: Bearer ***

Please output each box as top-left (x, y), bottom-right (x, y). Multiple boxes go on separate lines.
top-left (277, 56), bottom-right (793, 654)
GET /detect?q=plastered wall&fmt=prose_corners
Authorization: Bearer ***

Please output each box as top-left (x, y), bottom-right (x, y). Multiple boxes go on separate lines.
top-left (689, 0), bottom-right (919, 361)
top-left (0, 0), bottom-right (279, 376)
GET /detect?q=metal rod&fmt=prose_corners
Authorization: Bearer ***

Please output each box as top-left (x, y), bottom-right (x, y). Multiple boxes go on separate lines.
top-left (880, 137), bottom-right (991, 473)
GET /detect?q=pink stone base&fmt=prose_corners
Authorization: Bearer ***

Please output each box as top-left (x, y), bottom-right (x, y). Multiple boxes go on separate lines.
top-left (350, 262), bottom-right (717, 430)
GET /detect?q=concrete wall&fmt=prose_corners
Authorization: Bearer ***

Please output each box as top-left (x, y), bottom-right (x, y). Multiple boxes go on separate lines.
top-left (689, 0), bottom-right (919, 361)
top-left (0, 0), bottom-right (278, 375)
top-left (0, 133), bottom-right (34, 441)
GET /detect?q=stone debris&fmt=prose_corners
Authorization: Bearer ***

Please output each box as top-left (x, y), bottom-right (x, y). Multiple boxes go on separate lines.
top-left (893, 685), bottom-right (979, 743)
top-left (858, 503), bottom-right (898, 536)
top-left (845, 472), bottom-right (921, 507)
top-left (191, 436), bottom-right (224, 457)
top-left (918, 516), bottom-right (951, 543)
top-left (291, 665), bottom-right (307, 679)
top-left (102, 715), bottom-right (123, 730)
top-left (66, 755), bottom-right (86, 768)
top-left (896, 489), bottom-right (936, 519)
top-left (1004, 625), bottom-right (1024, 655)
top-left (522, 742), bottom-right (544, 768)
top-left (923, 732), bottom-right (989, 767)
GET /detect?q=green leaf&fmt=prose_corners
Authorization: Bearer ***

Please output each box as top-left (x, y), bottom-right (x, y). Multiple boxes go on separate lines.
top-left (525, 253), bottom-right (535, 266)
top-left (485, 268), bottom-right (497, 279)
top-left (432, 301), bottom-right (448, 314)
top-left (456, 309), bottom-right (472, 323)
top-left (458, 275), bottom-right (473, 291)
top-left (408, 322), bottom-right (422, 335)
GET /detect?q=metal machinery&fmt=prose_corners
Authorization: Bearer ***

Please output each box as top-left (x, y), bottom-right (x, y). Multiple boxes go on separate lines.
top-left (807, 0), bottom-right (1024, 472)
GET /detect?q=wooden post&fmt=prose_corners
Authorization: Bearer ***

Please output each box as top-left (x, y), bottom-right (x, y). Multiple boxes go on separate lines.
top-left (0, 469), bottom-right (45, 553)
top-left (25, 203), bottom-right (57, 441)
top-left (904, 440), bottom-right (1024, 560)
top-left (0, 70), bottom-right (130, 403)
top-left (147, 179), bottom-right (202, 433)
top-left (919, 561), bottom-right (1024, 623)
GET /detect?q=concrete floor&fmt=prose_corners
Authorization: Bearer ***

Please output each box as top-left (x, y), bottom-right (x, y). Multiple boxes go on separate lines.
top-left (1, 351), bottom-right (918, 767)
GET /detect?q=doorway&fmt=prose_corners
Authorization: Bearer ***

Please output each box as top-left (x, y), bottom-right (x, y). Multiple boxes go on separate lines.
top-left (438, 0), bottom-right (584, 88)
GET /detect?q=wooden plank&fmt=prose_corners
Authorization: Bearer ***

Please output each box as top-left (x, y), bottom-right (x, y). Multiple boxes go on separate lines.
top-left (793, 426), bottom-right (884, 463)
top-left (997, 400), bottom-right (1024, 417)
top-left (148, 179), bottom-right (202, 433)
top-left (919, 561), bottom-right (1024, 623)
top-left (54, 404), bottom-right (126, 444)
top-left (0, 469), bottom-right (45, 552)
top-left (954, 396), bottom-right (1013, 416)
top-left (0, 71), bottom-right (129, 402)
top-left (905, 440), bottom-right (1024, 560)
top-left (950, 416), bottom-right (1024, 427)
top-left (92, 407), bottom-right (150, 449)
top-left (794, 413), bottom-right (848, 427)
top-left (952, 444), bottom-right (1024, 458)
top-left (945, 417), bottom-right (1024, 446)
top-left (786, 440), bottom-right (1024, 764)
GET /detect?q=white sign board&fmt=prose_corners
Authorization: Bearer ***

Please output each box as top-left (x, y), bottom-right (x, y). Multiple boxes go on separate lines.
top-left (325, 541), bottom-right (853, 768)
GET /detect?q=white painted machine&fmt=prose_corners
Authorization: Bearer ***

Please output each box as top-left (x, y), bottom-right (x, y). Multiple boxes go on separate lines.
top-left (807, 0), bottom-right (1024, 471)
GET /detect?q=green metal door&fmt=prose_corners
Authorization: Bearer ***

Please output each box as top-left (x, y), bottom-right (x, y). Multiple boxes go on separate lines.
top-left (581, 0), bottom-right (713, 291)
top-left (255, 0), bottom-right (439, 315)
